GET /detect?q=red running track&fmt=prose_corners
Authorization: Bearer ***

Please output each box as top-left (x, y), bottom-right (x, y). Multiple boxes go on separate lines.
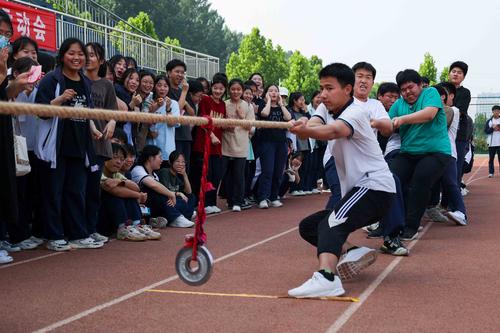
top-left (0, 156), bottom-right (499, 332)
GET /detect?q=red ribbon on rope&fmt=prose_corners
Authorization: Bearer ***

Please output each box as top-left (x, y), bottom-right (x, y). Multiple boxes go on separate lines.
top-left (184, 116), bottom-right (214, 260)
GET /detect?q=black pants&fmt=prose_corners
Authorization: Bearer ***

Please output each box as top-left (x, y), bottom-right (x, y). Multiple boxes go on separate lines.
top-left (299, 187), bottom-right (394, 258)
top-left (86, 157), bottom-right (104, 235)
top-left (221, 156), bottom-right (246, 206)
top-left (389, 152), bottom-right (452, 233)
top-left (98, 191), bottom-right (141, 236)
top-left (488, 146), bottom-right (500, 175)
top-left (291, 150), bottom-right (313, 192)
top-left (191, 153), bottom-right (224, 207)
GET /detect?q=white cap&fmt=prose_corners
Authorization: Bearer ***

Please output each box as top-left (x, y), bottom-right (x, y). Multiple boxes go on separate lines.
top-left (279, 87), bottom-right (289, 97)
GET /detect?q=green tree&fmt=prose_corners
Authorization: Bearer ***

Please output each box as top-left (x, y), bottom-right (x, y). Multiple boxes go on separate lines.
top-left (115, 11), bottom-right (159, 39)
top-left (369, 82), bottom-right (381, 99)
top-left (439, 66), bottom-right (450, 82)
top-left (474, 112), bottom-right (488, 153)
top-left (283, 51), bottom-right (321, 100)
top-left (226, 28), bottom-right (287, 84)
top-left (418, 52), bottom-right (437, 85)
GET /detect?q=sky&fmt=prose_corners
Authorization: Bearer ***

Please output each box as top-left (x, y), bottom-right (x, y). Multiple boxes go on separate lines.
top-left (209, 0), bottom-right (500, 102)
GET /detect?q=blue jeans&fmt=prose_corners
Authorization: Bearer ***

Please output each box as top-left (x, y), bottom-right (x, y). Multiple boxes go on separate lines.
top-left (258, 141), bottom-right (288, 201)
top-left (381, 175), bottom-right (405, 237)
top-left (441, 158), bottom-right (466, 215)
top-left (324, 156), bottom-right (341, 210)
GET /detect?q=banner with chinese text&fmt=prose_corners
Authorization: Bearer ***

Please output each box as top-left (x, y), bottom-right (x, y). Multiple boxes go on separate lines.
top-left (0, 0), bottom-right (57, 51)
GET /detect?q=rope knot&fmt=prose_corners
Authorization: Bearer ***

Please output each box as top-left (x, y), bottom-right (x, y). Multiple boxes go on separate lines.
top-left (201, 115), bottom-right (214, 133)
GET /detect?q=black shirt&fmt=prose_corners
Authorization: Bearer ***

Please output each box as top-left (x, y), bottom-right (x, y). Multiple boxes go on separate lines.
top-left (61, 76), bottom-right (90, 158)
top-left (157, 168), bottom-right (185, 193)
top-left (258, 105), bottom-right (287, 142)
top-left (454, 86), bottom-right (471, 141)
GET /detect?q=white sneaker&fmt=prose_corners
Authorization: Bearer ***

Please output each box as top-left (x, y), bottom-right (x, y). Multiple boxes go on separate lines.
top-left (191, 211), bottom-right (197, 221)
top-left (205, 206), bottom-right (217, 214)
top-left (461, 188), bottom-right (468, 196)
top-left (14, 238), bottom-right (39, 250)
top-left (136, 224), bottom-right (161, 240)
top-left (117, 225), bottom-right (147, 241)
top-left (288, 272), bottom-right (345, 298)
top-left (232, 205), bottom-right (241, 212)
top-left (336, 247), bottom-right (377, 281)
top-left (304, 190), bottom-right (313, 195)
top-left (0, 240), bottom-right (21, 252)
top-left (211, 206), bottom-right (222, 213)
top-left (270, 200), bottom-right (283, 208)
top-left (446, 211), bottom-right (468, 226)
top-left (0, 251), bottom-right (13, 264)
top-left (29, 236), bottom-right (45, 245)
top-left (46, 239), bottom-right (72, 251)
top-left (170, 215), bottom-right (195, 228)
top-left (362, 222), bottom-right (379, 233)
top-left (311, 189), bottom-right (321, 194)
top-left (149, 216), bottom-right (169, 229)
top-left (259, 200), bottom-right (269, 209)
top-left (488, 174), bottom-right (493, 178)
top-left (290, 191), bottom-right (302, 196)
top-left (90, 232), bottom-right (109, 243)
top-left (69, 237), bottom-right (104, 249)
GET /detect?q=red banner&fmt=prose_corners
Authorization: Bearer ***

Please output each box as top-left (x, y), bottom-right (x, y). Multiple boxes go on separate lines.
top-left (0, 0), bottom-right (57, 51)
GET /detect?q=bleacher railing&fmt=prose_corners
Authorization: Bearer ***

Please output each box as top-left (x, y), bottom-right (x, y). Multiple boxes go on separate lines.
top-left (15, 0), bottom-right (220, 78)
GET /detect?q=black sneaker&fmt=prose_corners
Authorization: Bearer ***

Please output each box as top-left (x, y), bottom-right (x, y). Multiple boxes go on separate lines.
top-left (367, 225), bottom-right (384, 239)
top-left (380, 236), bottom-right (409, 256)
top-left (241, 202), bottom-right (253, 210)
top-left (400, 229), bottom-right (418, 241)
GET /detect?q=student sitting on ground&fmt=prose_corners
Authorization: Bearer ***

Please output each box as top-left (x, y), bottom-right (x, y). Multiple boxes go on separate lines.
top-left (131, 145), bottom-right (195, 229)
top-left (157, 151), bottom-right (196, 221)
top-left (278, 152), bottom-right (303, 198)
top-left (99, 143), bottom-right (160, 241)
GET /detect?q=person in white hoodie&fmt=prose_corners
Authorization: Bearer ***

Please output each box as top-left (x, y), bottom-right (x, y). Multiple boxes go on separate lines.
top-left (485, 105), bottom-right (500, 177)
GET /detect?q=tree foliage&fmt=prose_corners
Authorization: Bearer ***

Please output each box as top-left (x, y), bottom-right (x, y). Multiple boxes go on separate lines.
top-left (418, 52), bottom-right (437, 85)
top-left (283, 51), bottom-right (322, 100)
top-left (439, 66), bottom-right (450, 82)
top-left (115, 11), bottom-right (158, 39)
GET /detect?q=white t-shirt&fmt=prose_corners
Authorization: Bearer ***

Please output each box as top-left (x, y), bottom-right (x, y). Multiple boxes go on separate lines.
top-left (384, 134), bottom-right (401, 157)
top-left (131, 165), bottom-right (159, 186)
top-left (487, 117), bottom-right (500, 147)
top-left (313, 101), bottom-right (396, 196)
top-left (447, 106), bottom-right (460, 159)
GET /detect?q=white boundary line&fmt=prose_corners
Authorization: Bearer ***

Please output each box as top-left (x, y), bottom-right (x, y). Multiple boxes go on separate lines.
top-left (32, 226), bottom-right (298, 333)
top-left (465, 157), bottom-right (487, 184)
top-left (325, 222), bottom-right (433, 333)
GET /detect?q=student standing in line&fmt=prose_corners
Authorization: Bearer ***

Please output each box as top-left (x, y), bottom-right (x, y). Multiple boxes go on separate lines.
top-left (485, 105), bottom-right (500, 178)
top-left (257, 84), bottom-right (292, 209)
top-left (114, 68), bottom-right (141, 145)
top-left (108, 55), bottom-right (127, 82)
top-left (134, 71), bottom-right (156, 152)
top-left (287, 63), bottom-right (396, 297)
top-left (35, 38), bottom-right (104, 251)
top-left (84, 42), bottom-right (119, 244)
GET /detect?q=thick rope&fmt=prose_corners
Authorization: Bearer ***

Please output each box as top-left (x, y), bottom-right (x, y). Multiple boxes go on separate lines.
top-left (0, 101), bottom-right (293, 129)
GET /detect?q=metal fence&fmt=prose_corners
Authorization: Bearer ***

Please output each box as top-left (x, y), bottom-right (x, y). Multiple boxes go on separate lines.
top-left (15, 0), bottom-right (220, 78)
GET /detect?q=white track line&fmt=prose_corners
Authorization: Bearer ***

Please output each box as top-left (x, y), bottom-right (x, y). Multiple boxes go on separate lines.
top-left (465, 157), bottom-right (487, 184)
top-left (32, 226), bottom-right (298, 333)
top-left (326, 222), bottom-right (433, 333)
top-left (0, 252), bottom-right (63, 270)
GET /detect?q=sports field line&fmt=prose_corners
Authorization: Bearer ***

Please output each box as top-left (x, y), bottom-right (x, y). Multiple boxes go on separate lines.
top-left (146, 289), bottom-right (359, 302)
top-left (325, 222), bottom-right (433, 333)
top-left (465, 157), bottom-right (487, 184)
top-left (32, 226), bottom-right (298, 333)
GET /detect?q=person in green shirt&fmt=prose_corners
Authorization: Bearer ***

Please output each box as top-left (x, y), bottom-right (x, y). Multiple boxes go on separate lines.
top-left (388, 69), bottom-right (453, 241)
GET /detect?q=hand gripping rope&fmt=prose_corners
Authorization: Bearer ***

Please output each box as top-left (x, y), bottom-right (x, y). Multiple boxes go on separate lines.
top-left (175, 116), bottom-right (215, 285)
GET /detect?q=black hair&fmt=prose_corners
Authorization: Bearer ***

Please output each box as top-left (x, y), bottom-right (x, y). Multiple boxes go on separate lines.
top-left (11, 57), bottom-right (38, 75)
top-left (395, 69), bottom-right (422, 87)
top-left (153, 74), bottom-right (169, 99)
top-left (188, 79), bottom-right (204, 94)
top-left (111, 143), bottom-right (127, 157)
top-left (112, 127), bottom-right (128, 144)
top-left (449, 61), bottom-right (468, 77)
top-left (0, 9), bottom-right (13, 35)
top-left (288, 92), bottom-right (304, 109)
top-left (9, 36), bottom-right (39, 66)
top-left (196, 77), bottom-right (210, 89)
top-left (492, 105), bottom-right (500, 111)
top-left (377, 82), bottom-right (400, 96)
top-left (109, 55), bottom-right (125, 73)
top-left (168, 150), bottom-right (184, 166)
top-left (85, 42), bottom-right (107, 78)
top-left (166, 59), bottom-right (186, 72)
top-left (438, 81), bottom-right (457, 97)
top-left (122, 143), bottom-right (136, 156)
top-left (38, 52), bottom-right (56, 74)
top-left (352, 61), bottom-right (377, 80)
top-left (318, 63), bottom-right (355, 96)
top-left (138, 145), bottom-right (162, 166)
top-left (125, 56), bottom-right (137, 69)
top-left (421, 77), bottom-right (430, 85)
top-left (311, 90), bottom-right (320, 100)
top-left (118, 67), bottom-right (139, 89)
top-left (209, 72), bottom-right (228, 96)
top-left (433, 84), bottom-right (448, 104)
top-left (228, 78), bottom-right (244, 91)
top-left (139, 70), bottom-right (156, 84)
top-left (244, 80), bottom-right (257, 88)
top-left (263, 84), bottom-right (280, 97)
top-left (56, 38), bottom-right (87, 68)
top-left (243, 84), bottom-right (253, 92)
top-left (291, 152), bottom-right (304, 161)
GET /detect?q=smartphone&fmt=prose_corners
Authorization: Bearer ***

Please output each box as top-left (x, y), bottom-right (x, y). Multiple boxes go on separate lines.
top-left (27, 65), bottom-right (42, 83)
top-left (140, 206), bottom-right (151, 216)
top-left (0, 35), bottom-right (9, 49)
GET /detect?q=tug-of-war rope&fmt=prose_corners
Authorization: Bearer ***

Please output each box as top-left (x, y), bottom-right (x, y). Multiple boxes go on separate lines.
top-left (0, 101), bottom-right (294, 286)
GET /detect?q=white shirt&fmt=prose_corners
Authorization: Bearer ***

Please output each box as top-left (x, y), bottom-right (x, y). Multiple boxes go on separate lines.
top-left (313, 101), bottom-right (396, 196)
top-left (131, 165), bottom-right (159, 186)
top-left (447, 106), bottom-right (460, 159)
top-left (487, 117), bottom-right (500, 147)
